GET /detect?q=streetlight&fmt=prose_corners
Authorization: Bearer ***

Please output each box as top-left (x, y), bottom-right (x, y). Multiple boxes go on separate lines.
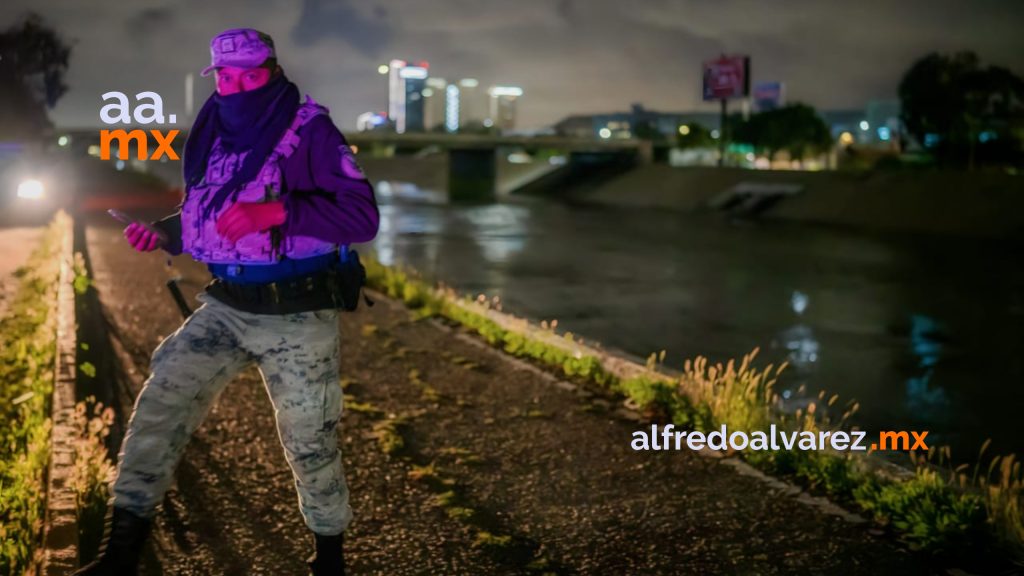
top-left (377, 64), bottom-right (389, 75)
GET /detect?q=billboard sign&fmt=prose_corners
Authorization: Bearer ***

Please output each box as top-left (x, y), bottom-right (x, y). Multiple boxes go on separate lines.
top-left (702, 55), bottom-right (750, 101)
top-left (753, 81), bottom-right (784, 111)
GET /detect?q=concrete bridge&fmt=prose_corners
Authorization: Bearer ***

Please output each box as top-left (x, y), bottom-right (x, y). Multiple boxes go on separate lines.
top-left (60, 130), bottom-right (652, 201)
top-left (345, 133), bottom-right (651, 201)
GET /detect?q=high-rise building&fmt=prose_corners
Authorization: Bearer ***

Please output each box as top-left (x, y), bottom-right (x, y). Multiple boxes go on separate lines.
top-left (445, 84), bottom-right (460, 133)
top-left (457, 79), bottom-right (485, 125)
top-left (423, 77), bottom-right (447, 132)
top-left (387, 59), bottom-right (429, 133)
top-left (488, 86), bottom-right (523, 131)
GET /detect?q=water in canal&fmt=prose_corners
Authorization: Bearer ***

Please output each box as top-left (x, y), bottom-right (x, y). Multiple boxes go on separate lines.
top-left (367, 189), bottom-right (1024, 460)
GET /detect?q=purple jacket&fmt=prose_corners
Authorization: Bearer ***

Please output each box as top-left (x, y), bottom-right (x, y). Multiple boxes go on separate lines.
top-left (156, 114), bottom-right (379, 256)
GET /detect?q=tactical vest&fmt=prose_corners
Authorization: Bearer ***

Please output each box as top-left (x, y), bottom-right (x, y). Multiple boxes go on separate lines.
top-left (181, 97), bottom-right (337, 264)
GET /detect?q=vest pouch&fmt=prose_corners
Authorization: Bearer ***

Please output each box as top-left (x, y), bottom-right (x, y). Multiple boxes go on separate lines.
top-left (328, 249), bottom-right (370, 312)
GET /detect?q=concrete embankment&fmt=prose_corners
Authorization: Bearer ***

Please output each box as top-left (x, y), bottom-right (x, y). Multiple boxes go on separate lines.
top-left (357, 155), bottom-right (560, 198)
top-left (574, 165), bottom-right (1024, 238)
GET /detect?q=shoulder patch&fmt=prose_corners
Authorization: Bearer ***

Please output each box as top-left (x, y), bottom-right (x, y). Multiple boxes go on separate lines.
top-left (339, 145), bottom-right (366, 180)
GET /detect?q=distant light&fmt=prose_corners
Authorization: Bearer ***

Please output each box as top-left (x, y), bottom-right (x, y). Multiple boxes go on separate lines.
top-left (115, 160), bottom-right (125, 171)
top-left (924, 133), bottom-right (940, 148)
top-left (356, 111), bottom-right (387, 131)
top-left (483, 118), bottom-right (494, 127)
top-left (399, 66), bottom-right (428, 79)
top-left (57, 135), bottom-right (69, 147)
top-left (745, 152), bottom-right (755, 162)
top-left (422, 88), bottom-right (434, 97)
top-left (979, 130), bottom-right (997, 143)
top-left (791, 290), bottom-right (809, 315)
top-left (599, 127), bottom-right (612, 139)
top-left (710, 129), bottom-right (720, 139)
top-left (839, 132), bottom-right (854, 145)
top-left (377, 64), bottom-right (389, 75)
top-left (678, 125), bottom-right (690, 136)
top-left (489, 86), bottom-right (523, 97)
top-left (17, 179), bottom-right (44, 200)
top-left (87, 145), bottom-right (100, 157)
top-left (426, 78), bottom-right (446, 88)
top-left (445, 84), bottom-right (460, 132)
top-left (859, 120), bottom-right (869, 131)
top-left (417, 61), bottom-right (429, 69)
top-left (459, 78), bottom-right (479, 88)
top-left (877, 127), bottom-right (891, 141)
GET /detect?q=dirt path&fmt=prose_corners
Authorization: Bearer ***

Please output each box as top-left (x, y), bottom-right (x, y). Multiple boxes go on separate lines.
top-left (83, 216), bottom-right (935, 575)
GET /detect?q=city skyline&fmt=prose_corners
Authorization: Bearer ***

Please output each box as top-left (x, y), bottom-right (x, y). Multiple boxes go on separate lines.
top-left (2, 0), bottom-right (1022, 131)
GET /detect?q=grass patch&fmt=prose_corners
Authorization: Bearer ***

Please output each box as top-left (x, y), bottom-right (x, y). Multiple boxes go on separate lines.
top-left (407, 462), bottom-right (440, 482)
top-left (344, 396), bottom-right (384, 417)
top-left (372, 417), bottom-right (408, 455)
top-left (70, 397), bottom-right (117, 563)
top-left (431, 490), bottom-right (459, 508)
top-left (0, 214), bottom-right (64, 574)
top-left (421, 385), bottom-right (441, 402)
top-left (69, 239), bottom-right (118, 566)
top-left (446, 506), bottom-right (476, 521)
top-left (473, 530), bottom-right (513, 550)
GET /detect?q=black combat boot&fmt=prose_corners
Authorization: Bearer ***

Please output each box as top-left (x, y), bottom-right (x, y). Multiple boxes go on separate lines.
top-left (73, 505), bottom-right (152, 575)
top-left (306, 531), bottom-right (346, 576)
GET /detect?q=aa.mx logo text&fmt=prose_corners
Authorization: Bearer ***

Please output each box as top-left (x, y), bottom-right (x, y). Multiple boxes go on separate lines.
top-left (99, 91), bottom-right (180, 161)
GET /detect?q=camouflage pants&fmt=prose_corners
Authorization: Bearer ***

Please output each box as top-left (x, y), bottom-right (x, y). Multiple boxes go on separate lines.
top-left (111, 291), bottom-right (352, 535)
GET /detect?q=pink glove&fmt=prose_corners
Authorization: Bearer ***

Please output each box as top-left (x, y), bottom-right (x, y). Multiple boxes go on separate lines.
top-left (215, 201), bottom-right (287, 243)
top-left (124, 222), bottom-right (164, 252)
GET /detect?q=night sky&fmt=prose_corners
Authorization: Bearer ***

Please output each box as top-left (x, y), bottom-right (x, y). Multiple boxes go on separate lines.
top-left (3, 0), bottom-right (1023, 130)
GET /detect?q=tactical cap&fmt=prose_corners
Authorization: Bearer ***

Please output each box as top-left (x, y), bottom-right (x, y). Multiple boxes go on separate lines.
top-left (200, 28), bottom-right (276, 77)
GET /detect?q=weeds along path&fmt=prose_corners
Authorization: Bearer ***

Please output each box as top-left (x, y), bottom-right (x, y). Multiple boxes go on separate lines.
top-left (84, 216), bottom-right (929, 575)
top-left (0, 226), bottom-right (44, 319)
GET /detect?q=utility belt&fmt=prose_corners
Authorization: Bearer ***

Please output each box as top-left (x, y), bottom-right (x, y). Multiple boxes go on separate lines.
top-left (204, 248), bottom-right (372, 315)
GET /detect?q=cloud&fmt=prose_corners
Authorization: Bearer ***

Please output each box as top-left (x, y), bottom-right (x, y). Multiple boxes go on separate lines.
top-left (1, 0), bottom-right (1021, 130)
top-left (124, 7), bottom-right (174, 41)
top-left (291, 0), bottom-right (392, 57)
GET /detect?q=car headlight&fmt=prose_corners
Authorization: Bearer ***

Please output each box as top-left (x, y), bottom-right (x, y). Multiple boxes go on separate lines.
top-left (17, 179), bottom-right (45, 200)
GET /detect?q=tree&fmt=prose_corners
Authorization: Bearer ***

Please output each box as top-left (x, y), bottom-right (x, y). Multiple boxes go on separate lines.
top-left (0, 13), bottom-right (72, 140)
top-left (733, 103), bottom-right (832, 161)
top-left (899, 52), bottom-right (1024, 168)
top-left (675, 123), bottom-right (713, 149)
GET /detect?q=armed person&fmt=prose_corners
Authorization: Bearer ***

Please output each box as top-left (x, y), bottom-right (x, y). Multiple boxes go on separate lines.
top-left (75, 28), bottom-right (378, 576)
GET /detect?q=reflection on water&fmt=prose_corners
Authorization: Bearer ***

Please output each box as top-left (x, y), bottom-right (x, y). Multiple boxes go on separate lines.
top-left (364, 188), bottom-right (1024, 458)
top-left (906, 315), bottom-right (951, 424)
